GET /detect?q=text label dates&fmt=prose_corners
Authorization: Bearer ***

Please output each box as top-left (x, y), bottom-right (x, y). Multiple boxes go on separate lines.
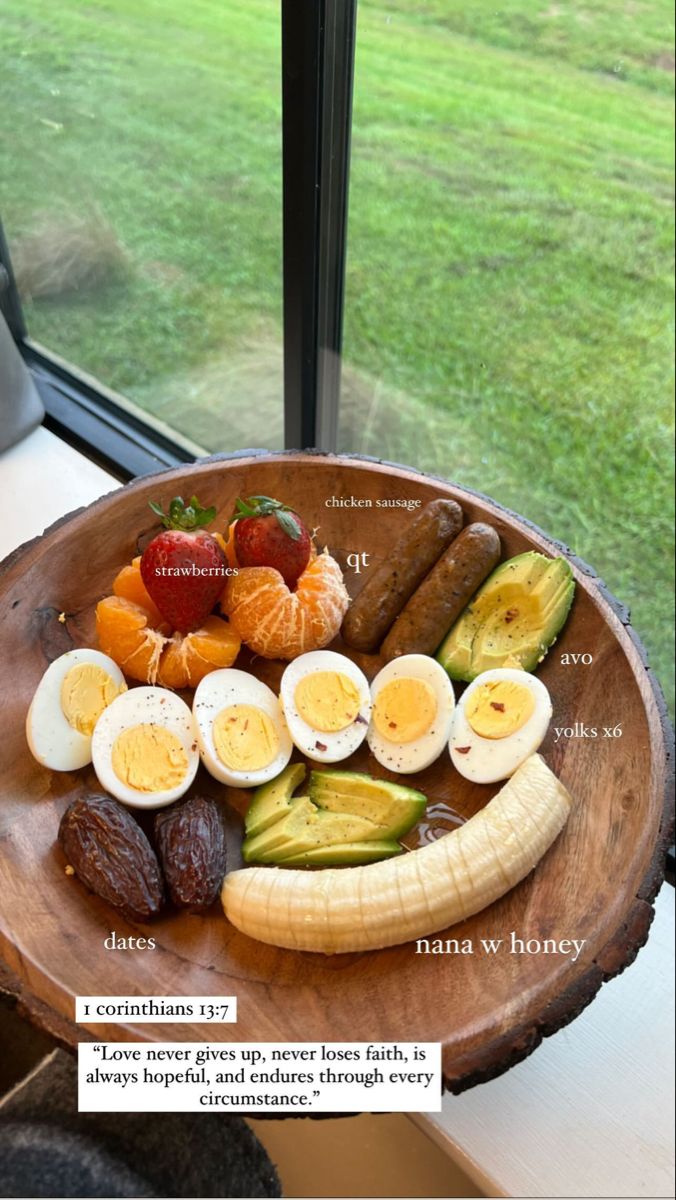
top-left (104, 932), bottom-right (156, 951)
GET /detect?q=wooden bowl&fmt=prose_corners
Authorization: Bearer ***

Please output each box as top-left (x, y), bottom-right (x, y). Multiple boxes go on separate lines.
top-left (0, 451), bottom-right (672, 1092)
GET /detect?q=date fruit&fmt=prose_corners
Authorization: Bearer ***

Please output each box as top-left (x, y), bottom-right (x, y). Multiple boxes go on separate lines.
top-left (59, 793), bottom-right (164, 922)
top-left (155, 794), bottom-right (226, 911)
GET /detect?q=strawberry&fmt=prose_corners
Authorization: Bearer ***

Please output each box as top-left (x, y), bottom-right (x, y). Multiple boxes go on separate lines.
top-left (232, 495), bottom-right (312, 590)
top-left (141, 496), bottom-right (227, 634)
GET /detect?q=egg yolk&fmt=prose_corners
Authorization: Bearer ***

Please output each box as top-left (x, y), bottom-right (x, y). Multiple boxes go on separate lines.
top-left (466, 680), bottom-right (535, 740)
top-left (61, 664), bottom-right (126, 736)
top-left (213, 704), bottom-right (279, 771)
top-left (294, 671), bottom-right (361, 733)
top-left (373, 678), bottom-right (437, 743)
top-left (111, 724), bottom-right (188, 792)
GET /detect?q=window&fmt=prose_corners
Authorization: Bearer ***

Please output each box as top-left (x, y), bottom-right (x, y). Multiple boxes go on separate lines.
top-left (340, 0), bottom-right (674, 714)
top-left (0, 0), bottom-right (283, 453)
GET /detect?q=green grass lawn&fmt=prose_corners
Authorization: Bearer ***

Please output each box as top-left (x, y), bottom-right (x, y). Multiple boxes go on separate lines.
top-left (0, 0), bottom-right (673, 711)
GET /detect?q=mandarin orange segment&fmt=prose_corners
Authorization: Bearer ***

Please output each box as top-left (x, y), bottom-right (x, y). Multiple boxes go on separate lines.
top-left (189, 615), bottom-right (242, 666)
top-left (119, 636), bottom-right (166, 686)
top-left (112, 557), bottom-right (167, 629)
top-left (96, 595), bottom-right (168, 684)
top-left (158, 616), bottom-right (241, 689)
top-left (218, 525), bottom-right (239, 570)
top-left (222, 551), bottom-right (349, 660)
top-left (158, 636), bottom-right (195, 690)
top-left (97, 594), bottom-right (240, 689)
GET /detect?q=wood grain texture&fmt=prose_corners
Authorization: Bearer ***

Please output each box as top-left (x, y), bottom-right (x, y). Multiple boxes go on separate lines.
top-left (0, 450), bottom-right (672, 1092)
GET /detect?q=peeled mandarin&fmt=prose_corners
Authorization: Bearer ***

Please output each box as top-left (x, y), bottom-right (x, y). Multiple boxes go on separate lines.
top-left (96, 596), bottom-right (240, 689)
top-left (222, 551), bottom-right (349, 660)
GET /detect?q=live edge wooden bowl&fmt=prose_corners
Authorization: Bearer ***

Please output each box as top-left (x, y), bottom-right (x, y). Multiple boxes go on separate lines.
top-left (0, 451), bottom-right (672, 1094)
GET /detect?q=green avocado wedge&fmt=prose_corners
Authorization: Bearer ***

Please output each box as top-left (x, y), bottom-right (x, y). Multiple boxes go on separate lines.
top-left (244, 762), bottom-right (307, 838)
top-left (308, 770), bottom-right (426, 840)
top-left (275, 840), bottom-right (403, 867)
top-left (437, 551), bottom-right (575, 682)
top-left (242, 797), bottom-right (390, 864)
top-left (243, 766), bottom-right (429, 866)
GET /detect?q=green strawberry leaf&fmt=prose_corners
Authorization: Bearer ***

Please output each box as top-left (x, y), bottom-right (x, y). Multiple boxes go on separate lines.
top-left (169, 496), bottom-right (185, 525)
top-left (149, 495), bottom-right (217, 531)
top-left (230, 494), bottom-right (293, 522)
top-left (231, 498), bottom-right (257, 523)
top-left (246, 495), bottom-right (285, 511)
top-left (275, 509), bottom-right (302, 541)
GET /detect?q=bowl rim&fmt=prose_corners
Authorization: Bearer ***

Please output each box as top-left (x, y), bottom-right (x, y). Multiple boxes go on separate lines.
top-left (1, 447), bottom-right (673, 1094)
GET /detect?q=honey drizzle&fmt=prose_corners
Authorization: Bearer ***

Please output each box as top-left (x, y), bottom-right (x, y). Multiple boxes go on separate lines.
top-left (404, 799), bottom-right (466, 849)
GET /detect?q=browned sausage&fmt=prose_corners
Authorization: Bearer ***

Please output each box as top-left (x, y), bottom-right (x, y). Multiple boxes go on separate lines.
top-left (380, 523), bottom-right (501, 661)
top-left (341, 499), bottom-right (463, 653)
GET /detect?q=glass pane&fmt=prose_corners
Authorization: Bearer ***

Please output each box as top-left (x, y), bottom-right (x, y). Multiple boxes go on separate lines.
top-left (0, 0), bottom-right (283, 452)
top-left (340, 0), bottom-right (675, 713)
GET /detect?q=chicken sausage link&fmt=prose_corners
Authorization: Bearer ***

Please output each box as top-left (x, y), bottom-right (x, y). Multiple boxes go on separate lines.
top-left (341, 498), bottom-right (463, 653)
top-left (381, 522), bottom-right (501, 661)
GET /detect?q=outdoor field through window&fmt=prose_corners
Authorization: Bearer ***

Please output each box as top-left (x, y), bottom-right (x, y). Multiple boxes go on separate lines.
top-left (0, 0), bottom-right (284, 452)
top-left (340, 0), bottom-right (675, 713)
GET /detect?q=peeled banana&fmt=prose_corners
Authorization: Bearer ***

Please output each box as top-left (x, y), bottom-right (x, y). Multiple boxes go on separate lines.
top-left (222, 754), bottom-right (573, 954)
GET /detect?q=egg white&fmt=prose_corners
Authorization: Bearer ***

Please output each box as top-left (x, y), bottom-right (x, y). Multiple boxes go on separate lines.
top-left (449, 667), bottom-right (552, 784)
top-left (280, 650), bottom-right (371, 764)
top-left (91, 686), bottom-right (199, 808)
top-left (26, 649), bottom-right (127, 772)
top-left (193, 669), bottom-right (292, 787)
top-left (368, 654), bottom-right (455, 774)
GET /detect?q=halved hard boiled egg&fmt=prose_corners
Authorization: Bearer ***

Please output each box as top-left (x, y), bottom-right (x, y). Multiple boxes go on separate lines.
top-left (449, 667), bottom-right (552, 784)
top-left (26, 649), bottom-right (127, 772)
top-left (368, 654), bottom-right (455, 774)
top-left (92, 686), bottom-right (199, 808)
top-left (280, 650), bottom-right (371, 763)
top-left (194, 669), bottom-right (292, 787)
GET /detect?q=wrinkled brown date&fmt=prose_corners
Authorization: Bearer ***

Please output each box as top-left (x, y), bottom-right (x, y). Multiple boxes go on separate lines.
top-left (155, 794), bottom-right (226, 911)
top-left (59, 794), bottom-right (164, 922)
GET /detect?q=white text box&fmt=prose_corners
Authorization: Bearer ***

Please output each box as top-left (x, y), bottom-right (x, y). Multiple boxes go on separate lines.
top-left (78, 1041), bottom-right (441, 1113)
top-left (76, 997), bottom-right (237, 1024)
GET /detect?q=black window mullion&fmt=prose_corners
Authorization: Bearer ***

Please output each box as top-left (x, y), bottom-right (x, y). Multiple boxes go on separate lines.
top-left (281, 0), bottom-right (357, 452)
top-left (316, 0), bottom-right (357, 451)
top-left (281, 1), bottom-right (322, 451)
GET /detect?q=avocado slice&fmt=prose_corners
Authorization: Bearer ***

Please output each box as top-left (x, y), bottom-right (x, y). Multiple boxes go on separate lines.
top-left (309, 770), bottom-right (426, 840)
top-left (243, 796), bottom-right (315, 859)
top-left (275, 840), bottom-right (403, 867)
top-left (242, 797), bottom-right (389, 864)
top-left (244, 762), bottom-right (307, 837)
top-left (437, 551), bottom-right (575, 681)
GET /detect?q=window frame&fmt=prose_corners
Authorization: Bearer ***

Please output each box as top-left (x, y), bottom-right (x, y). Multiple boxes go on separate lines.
top-left (0, 0), bottom-right (357, 475)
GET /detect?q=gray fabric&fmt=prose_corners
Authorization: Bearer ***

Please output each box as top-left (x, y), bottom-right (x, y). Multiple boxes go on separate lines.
top-left (0, 1124), bottom-right (151, 1198)
top-left (0, 1051), bottom-right (281, 1199)
top-left (0, 314), bottom-right (44, 453)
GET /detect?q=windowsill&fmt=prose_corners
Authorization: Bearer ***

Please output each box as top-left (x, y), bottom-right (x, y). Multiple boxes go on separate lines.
top-left (1, 426), bottom-right (673, 1200)
top-left (0, 425), bottom-right (120, 563)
